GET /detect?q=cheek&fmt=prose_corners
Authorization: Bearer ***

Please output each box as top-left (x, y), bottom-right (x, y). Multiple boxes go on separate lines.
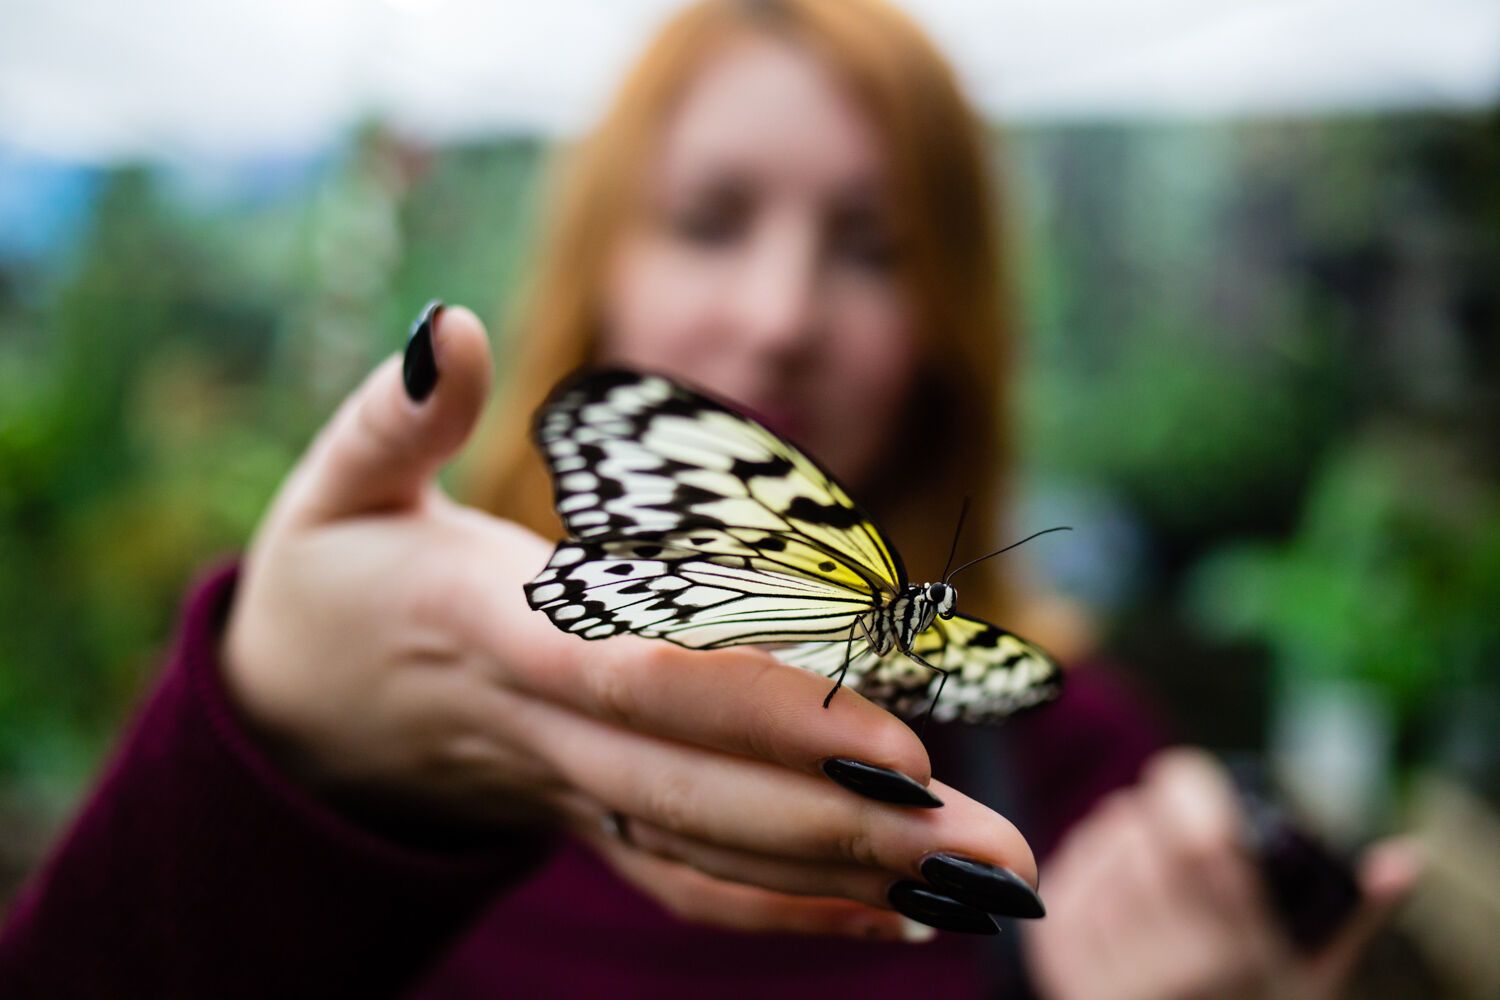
top-left (600, 234), bottom-right (724, 372)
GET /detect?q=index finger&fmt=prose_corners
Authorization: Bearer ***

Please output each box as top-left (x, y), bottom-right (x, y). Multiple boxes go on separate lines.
top-left (464, 520), bottom-right (937, 801)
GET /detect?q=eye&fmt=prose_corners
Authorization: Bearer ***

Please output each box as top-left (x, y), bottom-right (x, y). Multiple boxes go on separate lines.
top-left (827, 207), bottom-right (899, 272)
top-left (672, 203), bottom-right (744, 246)
top-left (665, 178), bottom-right (752, 248)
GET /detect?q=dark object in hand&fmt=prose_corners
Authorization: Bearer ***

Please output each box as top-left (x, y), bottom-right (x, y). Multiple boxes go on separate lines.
top-left (1234, 769), bottom-right (1363, 952)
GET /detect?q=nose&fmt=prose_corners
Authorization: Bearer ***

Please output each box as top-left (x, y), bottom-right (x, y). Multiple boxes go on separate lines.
top-left (729, 207), bottom-right (821, 360)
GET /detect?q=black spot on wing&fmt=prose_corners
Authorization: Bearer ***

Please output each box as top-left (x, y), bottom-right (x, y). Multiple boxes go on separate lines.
top-left (671, 485), bottom-right (726, 507)
top-left (784, 496), bottom-right (864, 529)
top-left (730, 456), bottom-right (795, 480)
top-left (655, 395), bottom-right (702, 419)
top-left (581, 369), bottom-right (639, 396)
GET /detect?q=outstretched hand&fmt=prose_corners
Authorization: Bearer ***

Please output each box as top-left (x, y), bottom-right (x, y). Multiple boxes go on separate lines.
top-left (221, 303), bottom-right (1043, 941)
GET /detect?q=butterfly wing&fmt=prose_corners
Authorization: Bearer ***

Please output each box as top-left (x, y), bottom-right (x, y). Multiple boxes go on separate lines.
top-left (525, 534), bottom-right (872, 648)
top-left (527, 369), bottom-right (907, 648)
top-left (772, 613), bottom-right (1062, 723)
top-left (909, 614), bottom-right (1062, 723)
top-left (533, 369), bottom-right (906, 596)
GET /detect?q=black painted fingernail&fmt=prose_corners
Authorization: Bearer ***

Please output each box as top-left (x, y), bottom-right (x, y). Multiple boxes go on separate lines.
top-left (822, 758), bottom-right (942, 808)
top-left (887, 881), bottom-right (998, 935)
top-left (920, 854), bottom-right (1045, 919)
top-left (402, 299), bottom-right (443, 402)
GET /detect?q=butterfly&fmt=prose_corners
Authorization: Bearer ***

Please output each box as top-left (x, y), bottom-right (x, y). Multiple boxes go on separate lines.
top-left (523, 368), bottom-right (1064, 725)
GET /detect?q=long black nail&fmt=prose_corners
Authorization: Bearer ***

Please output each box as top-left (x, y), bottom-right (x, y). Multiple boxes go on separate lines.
top-left (887, 881), bottom-right (998, 935)
top-left (920, 854), bottom-right (1045, 919)
top-left (403, 299), bottom-right (443, 402)
top-left (822, 758), bottom-right (942, 808)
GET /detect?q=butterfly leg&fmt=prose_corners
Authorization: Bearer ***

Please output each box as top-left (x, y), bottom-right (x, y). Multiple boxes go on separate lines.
top-left (900, 649), bottom-right (950, 734)
top-left (822, 623), bottom-right (859, 709)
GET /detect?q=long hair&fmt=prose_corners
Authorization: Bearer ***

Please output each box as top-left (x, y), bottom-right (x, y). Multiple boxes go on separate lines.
top-left (464, 0), bottom-right (1016, 617)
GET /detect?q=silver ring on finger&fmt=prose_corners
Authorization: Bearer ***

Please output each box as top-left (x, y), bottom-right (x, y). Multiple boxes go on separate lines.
top-left (601, 809), bottom-right (634, 847)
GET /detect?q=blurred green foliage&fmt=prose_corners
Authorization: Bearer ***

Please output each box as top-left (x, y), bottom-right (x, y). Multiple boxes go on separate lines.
top-left (0, 131), bottom-right (544, 806)
top-left (1, 113), bottom-right (1497, 819)
top-left (1188, 434), bottom-right (1500, 720)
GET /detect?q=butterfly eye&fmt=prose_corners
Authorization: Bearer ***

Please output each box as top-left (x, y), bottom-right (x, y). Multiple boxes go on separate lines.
top-left (928, 583), bottom-right (956, 617)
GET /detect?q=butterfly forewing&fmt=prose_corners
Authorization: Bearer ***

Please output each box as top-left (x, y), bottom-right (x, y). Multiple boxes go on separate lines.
top-left (534, 370), bottom-right (905, 595)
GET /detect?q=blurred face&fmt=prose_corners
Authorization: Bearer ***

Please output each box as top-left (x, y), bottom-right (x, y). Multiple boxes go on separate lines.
top-left (600, 37), bottom-right (917, 489)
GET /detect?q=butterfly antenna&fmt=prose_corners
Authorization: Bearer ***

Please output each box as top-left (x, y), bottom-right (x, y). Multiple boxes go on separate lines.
top-left (944, 526), bottom-right (1072, 583)
top-left (940, 495), bottom-right (972, 582)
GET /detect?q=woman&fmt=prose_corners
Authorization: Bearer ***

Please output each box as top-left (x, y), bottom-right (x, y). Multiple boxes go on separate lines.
top-left (0, 1), bottom-right (1412, 996)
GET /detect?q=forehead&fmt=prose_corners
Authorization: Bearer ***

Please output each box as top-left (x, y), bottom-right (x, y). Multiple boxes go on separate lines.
top-left (655, 37), bottom-right (887, 196)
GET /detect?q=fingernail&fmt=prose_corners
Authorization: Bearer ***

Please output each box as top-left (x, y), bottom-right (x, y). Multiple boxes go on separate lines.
top-left (403, 299), bottom-right (443, 402)
top-left (919, 854), bottom-right (1046, 919)
top-left (822, 758), bottom-right (943, 808)
top-left (887, 881), bottom-right (998, 935)
top-left (899, 917), bottom-right (938, 943)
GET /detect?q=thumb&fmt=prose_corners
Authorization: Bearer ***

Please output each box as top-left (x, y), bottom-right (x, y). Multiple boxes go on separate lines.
top-left (1303, 836), bottom-right (1423, 996)
top-left (287, 301), bottom-right (492, 527)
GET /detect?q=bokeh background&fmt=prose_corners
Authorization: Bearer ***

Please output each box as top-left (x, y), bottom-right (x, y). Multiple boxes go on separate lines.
top-left (2, 1), bottom-right (1498, 993)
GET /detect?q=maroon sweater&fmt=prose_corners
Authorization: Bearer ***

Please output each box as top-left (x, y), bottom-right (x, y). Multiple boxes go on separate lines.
top-left (0, 564), bottom-right (1163, 998)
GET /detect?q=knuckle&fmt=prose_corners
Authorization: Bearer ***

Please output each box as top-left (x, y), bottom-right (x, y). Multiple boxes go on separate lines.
top-left (646, 768), bottom-right (700, 835)
top-left (738, 657), bottom-right (795, 761)
top-left (352, 390), bottom-right (415, 463)
top-left (830, 810), bottom-right (882, 868)
top-left (1171, 824), bottom-right (1235, 870)
top-left (588, 653), bottom-right (645, 727)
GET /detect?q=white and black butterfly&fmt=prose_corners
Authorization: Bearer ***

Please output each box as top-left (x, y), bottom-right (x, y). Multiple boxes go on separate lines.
top-left (524, 369), bottom-right (1064, 724)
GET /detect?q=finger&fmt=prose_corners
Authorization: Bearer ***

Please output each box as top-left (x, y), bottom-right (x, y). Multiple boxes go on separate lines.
top-left (280, 303), bottom-right (492, 528)
top-left (1046, 792), bottom-right (1177, 995)
top-left (1304, 836), bottom-right (1422, 991)
top-left (511, 694), bottom-right (1038, 888)
top-left (1140, 747), bottom-right (1267, 923)
top-left (1090, 794), bottom-right (1179, 927)
top-left (584, 830), bottom-right (925, 942)
top-left (552, 794), bottom-right (901, 910)
top-left (463, 542), bottom-right (935, 794)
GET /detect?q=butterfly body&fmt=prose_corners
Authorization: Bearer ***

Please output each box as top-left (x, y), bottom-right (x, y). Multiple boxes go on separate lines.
top-left (524, 369), bottom-right (1062, 725)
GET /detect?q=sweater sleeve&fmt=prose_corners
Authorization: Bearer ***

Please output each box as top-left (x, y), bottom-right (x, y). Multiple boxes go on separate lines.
top-left (0, 563), bottom-right (554, 999)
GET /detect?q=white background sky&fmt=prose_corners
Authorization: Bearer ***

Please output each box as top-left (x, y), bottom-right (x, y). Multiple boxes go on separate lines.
top-left (3, 0), bottom-right (1499, 162)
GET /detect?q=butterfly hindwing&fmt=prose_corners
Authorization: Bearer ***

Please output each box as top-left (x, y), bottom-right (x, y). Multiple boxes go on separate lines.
top-left (908, 614), bottom-right (1063, 723)
top-left (770, 613), bottom-right (1062, 723)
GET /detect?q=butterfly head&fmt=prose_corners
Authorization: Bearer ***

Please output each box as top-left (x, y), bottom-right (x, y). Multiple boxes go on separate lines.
top-left (925, 582), bottom-right (957, 620)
